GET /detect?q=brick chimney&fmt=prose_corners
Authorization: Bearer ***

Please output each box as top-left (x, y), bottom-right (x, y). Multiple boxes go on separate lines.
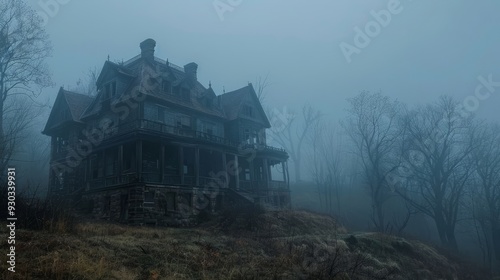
top-left (184, 62), bottom-right (198, 81)
top-left (140, 38), bottom-right (156, 61)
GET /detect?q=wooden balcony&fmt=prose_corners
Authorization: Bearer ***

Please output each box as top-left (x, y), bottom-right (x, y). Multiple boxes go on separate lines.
top-left (110, 119), bottom-right (287, 154)
top-left (88, 173), bottom-right (287, 191)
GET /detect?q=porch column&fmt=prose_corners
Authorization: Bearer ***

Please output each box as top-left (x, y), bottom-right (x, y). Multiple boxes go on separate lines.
top-left (136, 140), bottom-right (142, 182)
top-left (262, 158), bottom-right (269, 189)
top-left (160, 144), bottom-right (165, 183)
top-left (179, 146), bottom-right (184, 184)
top-left (249, 160), bottom-right (254, 181)
top-left (234, 155), bottom-right (239, 190)
top-left (282, 161), bottom-right (286, 182)
top-left (118, 145), bottom-right (123, 181)
top-left (103, 149), bottom-right (107, 187)
top-left (222, 152), bottom-right (227, 188)
top-left (195, 147), bottom-right (200, 186)
top-left (284, 161), bottom-right (290, 189)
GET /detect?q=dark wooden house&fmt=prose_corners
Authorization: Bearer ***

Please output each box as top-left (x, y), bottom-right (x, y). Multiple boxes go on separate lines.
top-left (42, 39), bottom-right (290, 225)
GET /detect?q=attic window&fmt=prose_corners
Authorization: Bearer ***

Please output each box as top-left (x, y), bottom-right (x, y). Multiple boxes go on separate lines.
top-left (173, 86), bottom-right (180, 95)
top-left (162, 81), bottom-right (171, 93)
top-left (242, 105), bottom-right (253, 117)
top-left (204, 98), bottom-right (212, 108)
top-left (104, 81), bottom-right (117, 98)
top-left (176, 114), bottom-right (191, 129)
top-left (181, 88), bottom-right (190, 100)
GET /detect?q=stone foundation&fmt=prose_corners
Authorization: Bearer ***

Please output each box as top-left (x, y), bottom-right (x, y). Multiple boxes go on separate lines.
top-left (83, 184), bottom-right (226, 226)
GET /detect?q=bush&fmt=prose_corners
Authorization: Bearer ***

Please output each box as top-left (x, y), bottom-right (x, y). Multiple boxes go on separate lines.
top-left (219, 202), bottom-right (265, 232)
top-left (0, 184), bottom-right (76, 233)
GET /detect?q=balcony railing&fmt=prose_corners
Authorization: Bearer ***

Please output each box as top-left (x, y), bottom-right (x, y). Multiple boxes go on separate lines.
top-left (110, 119), bottom-right (287, 153)
top-left (240, 180), bottom-right (287, 191)
top-left (89, 173), bottom-right (286, 190)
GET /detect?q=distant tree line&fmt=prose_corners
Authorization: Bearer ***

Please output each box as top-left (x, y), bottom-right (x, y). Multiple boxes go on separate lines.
top-left (270, 92), bottom-right (499, 270)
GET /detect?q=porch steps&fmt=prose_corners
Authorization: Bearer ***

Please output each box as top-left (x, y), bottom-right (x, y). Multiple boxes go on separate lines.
top-left (227, 189), bottom-right (255, 205)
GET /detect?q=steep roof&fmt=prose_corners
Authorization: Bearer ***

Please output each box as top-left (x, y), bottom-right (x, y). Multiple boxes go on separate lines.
top-left (219, 84), bottom-right (271, 127)
top-left (42, 88), bottom-right (94, 135)
top-left (47, 39), bottom-right (271, 130)
top-left (219, 86), bottom-right (249, 120)
top-left (62, 89), bottom-right (94, 121)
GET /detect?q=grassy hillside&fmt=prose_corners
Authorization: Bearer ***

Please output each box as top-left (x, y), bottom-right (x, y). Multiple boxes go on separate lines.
top-left (0, 210), bottom-right (493, 280)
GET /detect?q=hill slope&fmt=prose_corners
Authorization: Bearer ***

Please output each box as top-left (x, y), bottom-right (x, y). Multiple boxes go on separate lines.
top-left (0, 210), bottom-right (492, 280)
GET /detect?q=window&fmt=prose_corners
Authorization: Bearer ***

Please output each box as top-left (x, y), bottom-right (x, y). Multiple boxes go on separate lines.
top-left (244, 168), bottom-right (251, 180)
top-left (104, 81), bottom-right (116, 99)
top-left (244, 129), bottom-right (250, 143)
top-left (144, 103), bottom-right (158, 121)
top-left (206, 127), bottom-right (213, 136)
top-left (242, 105), bottom-right (253, 117)
top-left (162, 81), bottom-right (171, 93)
top-left (105, 83), bottom-right (110, 98)
top-left (173, 86), bottom-right (180, 95)
top-left (181, 88), bottom-right (190, 100)
top-left (157, 107), bottom-right (165, 122)
top-left (105, 148), bottom-right (118, 176)
top-left (55, 137), bottom-right (68, 153)
top-left (90, 154), bottom-right (102, 179)
top-left (204, 98), bottom-right (212, 108)
top-left (58, 172), bottom-right (64, 189)
top-left (123, 143), bottom-right (136, 171)
top-left (203, 122), bottom-right (215, 135)
top-left (176, 114), bottom-right (191, 129)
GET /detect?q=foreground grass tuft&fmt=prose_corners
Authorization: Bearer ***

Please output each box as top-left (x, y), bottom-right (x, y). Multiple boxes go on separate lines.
top-left (0, 210), bottom-right (494, 280)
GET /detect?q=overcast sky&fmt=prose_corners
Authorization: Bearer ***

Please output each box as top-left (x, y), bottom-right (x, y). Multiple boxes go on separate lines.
top-left (27, 0), bottom-right (500, 122)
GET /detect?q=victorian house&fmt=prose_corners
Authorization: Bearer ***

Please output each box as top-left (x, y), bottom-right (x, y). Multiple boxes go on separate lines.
top-left (42, 39), bottom-right (290, 225)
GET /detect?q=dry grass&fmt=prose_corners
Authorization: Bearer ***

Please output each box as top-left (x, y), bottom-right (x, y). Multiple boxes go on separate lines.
top-left (0, 210), bottom-right (493, 280)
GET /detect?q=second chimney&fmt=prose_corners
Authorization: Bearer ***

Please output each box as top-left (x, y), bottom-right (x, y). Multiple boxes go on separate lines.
top-left (140, 38), bottom-right (156, 61)
top-left (184, 62), bottom-right (198, 81)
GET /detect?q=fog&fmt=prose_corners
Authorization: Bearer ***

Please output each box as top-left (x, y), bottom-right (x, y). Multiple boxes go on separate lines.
top-left (28, 0), bottom-right (500, 122)
top-left (2, 0), bottom-right (500, 277)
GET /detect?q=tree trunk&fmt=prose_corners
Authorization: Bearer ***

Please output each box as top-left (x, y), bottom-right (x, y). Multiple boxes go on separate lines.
top-left (0, 95), bottom-right (5, 172)
top-left (492, 225), bottom-right (500, 261)
top-left (294, 159), bottom-right (301, 182)
top-left (435, 214), bottom-right (449, 247)
top-left (446, 227), bottom-right (459, 252)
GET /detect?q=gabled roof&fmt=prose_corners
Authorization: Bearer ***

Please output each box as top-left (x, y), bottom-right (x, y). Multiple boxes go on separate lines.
top-left (219, 86), bottom-right (249, 120)
top-left (96, 60), bottom-right (135, 88)
top-left (219, 83), bottom-right (271, 128)
top-left (45, 40), bottom-right (272, 132)
top-left (42, 88), bottom-right (93, 135)
top-left (63, 89), bottom-right (94, 121)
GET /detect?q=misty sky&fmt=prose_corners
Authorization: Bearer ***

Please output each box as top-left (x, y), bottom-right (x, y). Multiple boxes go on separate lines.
top-left (27, 0), bottom-right (500, 122)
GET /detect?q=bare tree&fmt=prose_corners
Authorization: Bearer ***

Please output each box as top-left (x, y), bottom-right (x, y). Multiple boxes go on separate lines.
top-left (396, 96), bottom-right (476, 251)
top-left (470, 122), bottom-right (500, 267)
top-left (0, 95), bottom-right (45, 176)
top-left (342, 91), bottom-right (402, 232)
top-left (73, 67), bottom-right (99, 96)
top-left (0, 0), bottom-right (52, 172)
top-left (255, 74), bottom-right (270, 103)
top-left (309, 121), bottom-right (346, 215)
top-left (268, 104), bottom-right (322, 182)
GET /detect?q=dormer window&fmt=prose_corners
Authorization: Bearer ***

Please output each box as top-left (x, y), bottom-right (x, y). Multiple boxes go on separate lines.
top-left (204, 98), bottom-right (212, 108)
top-left (104, 81), bottom-right (117, 99)
top-left (242, 105), bottom-right (253, 117)
top-left (181, 88), bottom-right (190, 100)
top-left (173, 86), bottom-right (180, 96)
top-left (162, 81), bottom-right (171, 93)
top-left (111, 81), bottom-right (116, 97)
